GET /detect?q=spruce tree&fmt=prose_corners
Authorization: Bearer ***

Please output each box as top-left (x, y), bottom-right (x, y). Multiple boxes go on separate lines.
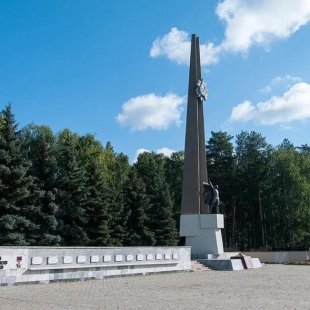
top-left (76, 134), bottom-right (110, 245)
top-left (85, 159), bottom-right (110, 246)
top-left (135, 152), bottom-right (178, 246)
top-left (28, 135), bottom-right (61, 245)
top-left (56, 132), bottom-right (90, 246)
top-left (164, 151), bottom-right (184, 231)
top-left (123, 167), bottom-right (155, 246)
top-left (0, 104), bottom-right (37, 245)
top-left (105, 152), bottom-right (130, 246)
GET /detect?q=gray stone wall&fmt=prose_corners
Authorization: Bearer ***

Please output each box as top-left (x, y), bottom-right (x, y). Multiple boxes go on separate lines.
top-left (0, 246), bottom-right (191, 285)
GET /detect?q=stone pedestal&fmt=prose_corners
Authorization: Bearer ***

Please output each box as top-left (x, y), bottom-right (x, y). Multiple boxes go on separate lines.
top-left (180, 214), bottom-right (224, 257)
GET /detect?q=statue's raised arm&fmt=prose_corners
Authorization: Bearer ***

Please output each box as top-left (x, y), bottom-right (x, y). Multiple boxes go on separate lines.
top-left (202, 179), bottom-right (220, 214)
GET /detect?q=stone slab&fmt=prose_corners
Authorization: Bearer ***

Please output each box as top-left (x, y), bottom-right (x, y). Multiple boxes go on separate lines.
top-left (252, 258), bottom-right (263, 268)
top-left (243, 256), bottom-right (254, 269)
top-left (77, 256), bottom-right (86, 263)
top-left (146, 254), bottom-right (153, 261)
top-left (63, 256), bottom-right (72, 264)
top-left (103, 255), bottom-right (111, 262)
top-left (126, 255), bottom-right (134, 262)
top-left (32, 257), bottom-right (42, 265)
top-left (90, 255), bottom-right (99, 263)
top-left (47, 256), bottom-right (58, 265)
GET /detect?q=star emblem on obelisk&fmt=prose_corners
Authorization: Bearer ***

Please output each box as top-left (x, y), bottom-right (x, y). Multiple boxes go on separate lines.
top-left (195, 79), bottom-right (208, 101)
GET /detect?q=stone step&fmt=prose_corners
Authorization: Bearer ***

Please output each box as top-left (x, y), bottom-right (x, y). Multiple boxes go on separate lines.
top-left (191, 261), bottom-right (211, 272)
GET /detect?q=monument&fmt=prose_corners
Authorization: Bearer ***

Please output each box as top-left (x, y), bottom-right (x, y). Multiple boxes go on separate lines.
top-left (179, 34), bottom-right (262, 270)
top-left (179, 34), bottom-right (224, 258)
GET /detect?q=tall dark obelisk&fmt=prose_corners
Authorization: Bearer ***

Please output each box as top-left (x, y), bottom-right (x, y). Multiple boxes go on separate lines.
top-left (181, 34), bottom-right (208, 215)
top-left (180, 34), bottom-right (224, 257)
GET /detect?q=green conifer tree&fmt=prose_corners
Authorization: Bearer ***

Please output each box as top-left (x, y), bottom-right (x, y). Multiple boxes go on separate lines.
top-left (206, 131), bottom-right (235, 247)
top-left (164, 151), bottom-right (184, 232)
top-left (135, 152), bottom-right (178, 246)
top-left (76, 134), bottom-right (110, 245)
top-left (0, 104), bottom-right (37, 245)
top-left (123, 167), bottom-right (155, 246)
top-left (56, 132), bottom-right (90, 246)
top-left (85, 159), bottom-right (110, 245)
top-left (105, 152), bottom-right (130, 246)
top-left (28, 135), bottom-right (61, 245)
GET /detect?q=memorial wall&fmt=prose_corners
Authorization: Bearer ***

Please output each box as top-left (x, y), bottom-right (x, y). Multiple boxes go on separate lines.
top-left (0, 246), bottom-right (191, 285)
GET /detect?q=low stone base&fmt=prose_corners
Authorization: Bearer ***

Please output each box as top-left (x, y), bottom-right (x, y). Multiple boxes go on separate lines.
top-left (192, 253), bottom-right (228, 260)
top-left (197, 257), bottom-right (262, 271)
top-left (180, 214), bottom-right (224, 256)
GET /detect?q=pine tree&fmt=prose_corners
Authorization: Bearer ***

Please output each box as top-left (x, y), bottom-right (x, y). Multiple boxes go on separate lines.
top-left (0, 104), bottom-right (37, 245)
top-left (56, 131), bottom-right (90, 246)
top-left (265, 140), bottom-right (310, 249)
top-left (234, 131), bottom-right (269, 250)
top-left (206, 131), bottom-right (235, 247)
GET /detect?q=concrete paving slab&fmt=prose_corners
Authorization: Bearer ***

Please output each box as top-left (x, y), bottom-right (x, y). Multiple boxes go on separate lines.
top-left (0, 264), bottom-right (309, 309)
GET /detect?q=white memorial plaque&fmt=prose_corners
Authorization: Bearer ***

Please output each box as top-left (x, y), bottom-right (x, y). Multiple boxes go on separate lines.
top-left (103, 255), bottom-right (111, 262)
top-left (63, 256), bottom-right (72, 264)
top-left (136, 254), bottom-right (144, 261)
top-left (146, 254), bottom-right (153, 261)
top-left (115, 255), bottom-right (123, 262)
top-left (126, 255), bottom-right (133, 262)
top-left (155, 254), bottom-right (162, 260)
top-left (90, 255), bottom-right (99, 263)
top-left (164, 254), bottom-right (171, 260)
top-left (47, 256), bottom-right (58, 265)
top-left (172, 253), bottom-right (178, 260)
top-left (31, 257), bottom-right (42, 265)
top-left (77, 256), bottom-right (86, 263)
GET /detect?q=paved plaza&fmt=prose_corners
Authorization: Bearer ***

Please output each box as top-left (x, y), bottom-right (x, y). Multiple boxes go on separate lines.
top-left (0, 264), bottom-right (309, 309)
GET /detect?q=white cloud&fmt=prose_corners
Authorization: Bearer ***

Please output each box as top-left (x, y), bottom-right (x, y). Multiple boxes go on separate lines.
top-left (150, 1), bottom-right (310, 65)
top-left (156, 147), bottom-right (175, 157)
top-left (217, 0), bottom-right (310, 53)
top-left (116, 93), bottom-right (185, 131)
top-left (230, 82), bottom-right (310, 125)
top-left (132, 148), bottom-right (150, 163)
top-left (280, 124), bottom-right (293, 130)
top-left (259, 75), bottom-right (302, 93)
top-left (150, 27), bottom-right (221, 66)
top-left (259, 86), bottom-right (272, 94)
top-left (132, 147), bottom-right (175, 163)
top-left (230, 100), bottom-right (255, 122)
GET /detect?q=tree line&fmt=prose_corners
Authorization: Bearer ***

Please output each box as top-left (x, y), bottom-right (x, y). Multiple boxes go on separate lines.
top-left (1, 104), bottom-right (309, 250)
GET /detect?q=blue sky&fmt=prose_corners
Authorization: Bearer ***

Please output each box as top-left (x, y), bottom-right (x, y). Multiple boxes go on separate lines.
top-left (1, 0), bottom-right (310, 162)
